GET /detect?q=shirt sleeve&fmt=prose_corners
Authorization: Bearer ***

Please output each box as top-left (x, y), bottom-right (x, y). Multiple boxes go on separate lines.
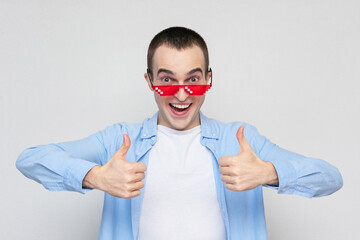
top-left (245, 124), bottom-right (343, 198)
top-left (16, 125), bottom-right (120, 194)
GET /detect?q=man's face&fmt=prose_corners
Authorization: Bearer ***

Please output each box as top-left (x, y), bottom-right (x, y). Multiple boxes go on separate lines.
top-left (145, 45), bottom-right (211, 130)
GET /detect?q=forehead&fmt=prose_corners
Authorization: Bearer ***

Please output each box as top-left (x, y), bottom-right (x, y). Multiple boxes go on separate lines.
top-left (152, 45), bottom-right (205, 74)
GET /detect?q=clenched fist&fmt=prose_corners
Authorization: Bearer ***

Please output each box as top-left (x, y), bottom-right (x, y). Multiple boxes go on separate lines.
top-left (219, 126), bottom-right (278, 191)
top-left (83, 134), bottom-right (147, 198)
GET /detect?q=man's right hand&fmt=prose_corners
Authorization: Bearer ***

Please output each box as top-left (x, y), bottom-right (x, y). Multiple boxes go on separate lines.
top-left (82, 134), bottom-right (147, 199)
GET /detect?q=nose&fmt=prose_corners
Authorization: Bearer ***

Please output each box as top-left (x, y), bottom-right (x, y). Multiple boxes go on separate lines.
top-left (174, 87), bottom-right (189, 101)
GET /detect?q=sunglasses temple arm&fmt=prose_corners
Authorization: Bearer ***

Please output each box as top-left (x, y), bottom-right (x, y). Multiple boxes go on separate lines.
top-left (147, 68), bottom-right (153, 85)
top-left (208, 68), bottom-right (213, 85)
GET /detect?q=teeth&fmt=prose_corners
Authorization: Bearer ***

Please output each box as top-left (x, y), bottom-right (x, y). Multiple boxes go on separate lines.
top-left (170, 103), bottom-right (190, 109)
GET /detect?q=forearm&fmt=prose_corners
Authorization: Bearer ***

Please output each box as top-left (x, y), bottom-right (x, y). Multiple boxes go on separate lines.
top-left (16, 144), bottom-right (99, 193)
top-left (244, 123), bottom-right (343, 197)
top-left (264, 147), bottom-right (343, 197)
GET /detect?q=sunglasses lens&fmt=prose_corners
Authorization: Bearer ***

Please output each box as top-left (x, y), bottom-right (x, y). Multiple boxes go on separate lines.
top-left (153, 85), bottom-right (180, 96)
top-left (152, 84), bottom-right (212, 96)
top-left (183, 85), bottom-right (212, 95)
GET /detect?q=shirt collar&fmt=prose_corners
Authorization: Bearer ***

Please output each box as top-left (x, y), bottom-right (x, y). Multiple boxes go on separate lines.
top-left (140, 112), bottom-right (158, 139)
top-left (199, 111), bottom-right (220, 139)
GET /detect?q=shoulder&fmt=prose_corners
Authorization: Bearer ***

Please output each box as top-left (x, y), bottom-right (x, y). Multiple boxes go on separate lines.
top-left (201, 113), bottom-right (267, 154)
top-left (94, 117), bottom-right (150, 148)
top-left (201, 112), bottom-right (259, 138)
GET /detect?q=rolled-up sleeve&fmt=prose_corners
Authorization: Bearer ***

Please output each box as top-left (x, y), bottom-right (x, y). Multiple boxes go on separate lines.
top-left (16, 125), bottom-right (120, 193)
top-left (245, 124), bottom-right (343, 198)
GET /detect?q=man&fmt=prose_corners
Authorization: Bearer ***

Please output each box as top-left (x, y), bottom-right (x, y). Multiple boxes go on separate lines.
top-left (16, 27), bottom-right (343, 240)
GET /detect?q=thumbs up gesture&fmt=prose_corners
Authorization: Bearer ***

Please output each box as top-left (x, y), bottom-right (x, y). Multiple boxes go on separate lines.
top-left (83, 134), bottom-right (147, 198)
top-left (218, 126), bottom-right (279, 191)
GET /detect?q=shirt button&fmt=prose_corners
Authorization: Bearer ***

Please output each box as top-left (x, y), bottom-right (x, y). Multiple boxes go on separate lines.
top-left (137, 152), bottom-right (141, 155)
top-left (212, 133), bottom-right (216, 137)
top-left (143, 134), bottom-right (147, 137)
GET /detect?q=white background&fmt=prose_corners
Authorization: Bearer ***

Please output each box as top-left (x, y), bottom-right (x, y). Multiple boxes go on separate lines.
top-left (1, 0), bottom-right (359, 239)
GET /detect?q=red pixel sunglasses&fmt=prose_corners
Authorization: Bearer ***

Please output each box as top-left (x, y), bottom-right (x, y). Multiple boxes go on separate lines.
top-left (147, 68), bottom-right (213, 96)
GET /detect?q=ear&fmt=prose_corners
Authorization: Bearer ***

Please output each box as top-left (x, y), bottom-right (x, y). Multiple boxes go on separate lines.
top-left (144, 73), bottom-right (153, 91)
top-left (206, 69), bottom-right (212, 84)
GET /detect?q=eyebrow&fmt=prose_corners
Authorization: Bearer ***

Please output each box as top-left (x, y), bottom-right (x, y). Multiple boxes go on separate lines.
top-left (157, 68), bottom-right (174, 76)
top-left (157, 68), bottom-right (203, 76)
top-left (187, 68), bottom-right (203, 76)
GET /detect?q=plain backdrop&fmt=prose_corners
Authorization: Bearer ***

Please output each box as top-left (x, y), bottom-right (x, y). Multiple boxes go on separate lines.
top-left (1, 0), bottom-right (359, 239)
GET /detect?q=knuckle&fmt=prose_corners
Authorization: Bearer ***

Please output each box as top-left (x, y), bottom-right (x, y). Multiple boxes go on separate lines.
top-left (230, 168), bottom-right (238, 175)
top-left (125, 184), bottom-right (134, 192)
top-left (133, 190), bottom-right (141, 197)
top-left (123, 192), bottom-right (132, 199)
top-left (230, 157), bottom-right (238, 165)
top-left (125, 176), bottom-right (133, 183)
top-left (219, 157), bottom-right (228, 165)
top-left (138, 162), bottom-right (147, 171)
top-left (125, 164), bottom-right (135, 172)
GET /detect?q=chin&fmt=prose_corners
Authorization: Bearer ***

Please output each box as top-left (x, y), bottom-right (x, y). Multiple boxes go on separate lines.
top-left (169, 113), bottom-right (199, 130)
top-left (168, 119), bottom-right (191, 130)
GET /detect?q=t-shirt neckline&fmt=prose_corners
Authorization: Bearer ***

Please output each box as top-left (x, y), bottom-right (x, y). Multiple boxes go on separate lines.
top-left (157, 125), bottom-right (201, 136)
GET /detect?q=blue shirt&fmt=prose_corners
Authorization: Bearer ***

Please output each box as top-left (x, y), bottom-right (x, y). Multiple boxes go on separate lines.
top-left (16, 112), bottom-right (343, 240)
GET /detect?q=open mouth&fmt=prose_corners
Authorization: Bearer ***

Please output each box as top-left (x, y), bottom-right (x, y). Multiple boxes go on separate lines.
top-left (169, 103), bottom-right (192, 112)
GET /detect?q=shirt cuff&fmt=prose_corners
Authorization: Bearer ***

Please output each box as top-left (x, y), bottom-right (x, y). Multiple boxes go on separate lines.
top-left (269, 159), bottom-right (297, 194)
top-left (63, 158), bottom-right (99, 194)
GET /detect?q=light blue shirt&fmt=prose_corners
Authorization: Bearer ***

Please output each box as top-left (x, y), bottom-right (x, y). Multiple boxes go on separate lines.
top-left (16, 112), bottom-right (343, 240)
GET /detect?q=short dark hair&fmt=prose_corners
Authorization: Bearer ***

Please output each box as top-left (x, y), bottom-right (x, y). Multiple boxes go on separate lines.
top-left (147, 26), bottom-right (209, 77)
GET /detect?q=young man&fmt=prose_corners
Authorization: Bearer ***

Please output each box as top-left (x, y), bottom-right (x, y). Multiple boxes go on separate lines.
top-left (16, 27), bottom-right (343, 240)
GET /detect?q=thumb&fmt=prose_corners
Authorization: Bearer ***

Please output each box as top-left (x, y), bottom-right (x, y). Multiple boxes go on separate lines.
top-left (236, 126), bottom-right (250, 153)
top-left (116, 134), bottom-right (131, 161)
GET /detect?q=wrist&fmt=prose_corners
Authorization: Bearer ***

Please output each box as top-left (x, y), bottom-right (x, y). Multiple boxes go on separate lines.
top-left (82, 165), bottom-right (101, 189)
top-left (264, 161), bottom-right (279, 186)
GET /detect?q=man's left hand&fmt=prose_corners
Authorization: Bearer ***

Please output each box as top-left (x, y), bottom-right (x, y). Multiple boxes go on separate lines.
top-left (218, 126), bottom-right (279, 191)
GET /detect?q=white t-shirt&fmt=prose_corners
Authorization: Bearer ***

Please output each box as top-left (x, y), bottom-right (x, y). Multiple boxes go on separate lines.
top-left (138, 125), bottom-right (226, 240)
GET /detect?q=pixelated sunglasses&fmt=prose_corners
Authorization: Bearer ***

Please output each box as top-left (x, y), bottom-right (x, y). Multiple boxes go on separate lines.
top-left (147, 68), bottom-right (213, 96)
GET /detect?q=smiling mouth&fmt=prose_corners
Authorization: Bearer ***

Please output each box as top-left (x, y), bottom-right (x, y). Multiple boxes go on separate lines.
top-left (169, 103), bottom-right (192, 112)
